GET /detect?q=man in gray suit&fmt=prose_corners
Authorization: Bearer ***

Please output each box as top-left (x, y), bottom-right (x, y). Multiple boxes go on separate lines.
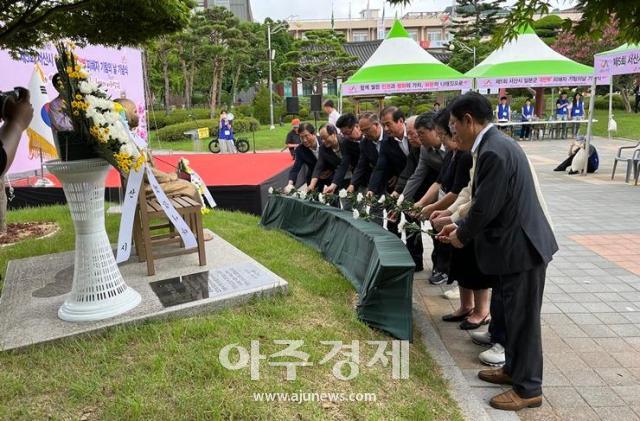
top-left (439, 92), bottom-right (558, 411)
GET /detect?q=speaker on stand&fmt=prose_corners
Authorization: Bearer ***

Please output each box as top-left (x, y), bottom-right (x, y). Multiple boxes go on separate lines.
top-left (310, 94), bottom-right (322, 128)
top-left (285, 97), bottom-right (299, 115)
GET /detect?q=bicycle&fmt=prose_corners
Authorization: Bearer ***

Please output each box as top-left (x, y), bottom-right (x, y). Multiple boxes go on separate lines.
top-left (208, 130), bottom-right (250, 154)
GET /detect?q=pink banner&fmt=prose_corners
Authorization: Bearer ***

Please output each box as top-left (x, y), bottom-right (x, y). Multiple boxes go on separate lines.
top-left (476, 74), bottom-right (609, 90)
top-left (342, 79), bottom-right (472, 96)
top-left (1, 44), bottom-right (146, 176)
top-left (595, 49), bottom-right (640, 76)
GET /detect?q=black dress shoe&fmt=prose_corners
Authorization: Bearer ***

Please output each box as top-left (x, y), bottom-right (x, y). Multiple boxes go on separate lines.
top-left (460, 314), bottom-right (491, 330)
top-left (442, 308), bottom-right (473, 322)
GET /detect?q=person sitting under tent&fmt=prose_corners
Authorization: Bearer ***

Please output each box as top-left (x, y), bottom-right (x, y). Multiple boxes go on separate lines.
top-left (553, 135), bottom-right (599, 175)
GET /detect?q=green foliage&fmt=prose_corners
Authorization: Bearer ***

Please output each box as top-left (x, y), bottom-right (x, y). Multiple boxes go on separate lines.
top-left (594, 94), bottom-right (626, 110)
top-left (155, 117), bottom-right (260, 142)
top-left (386, 94), bottom-right (434, 115)
top-left (148, 108), bottom-right (212, 130)
top-left (281, 30), bottom-right (358, 94)
top-left (252, 85), bottom-right (282, 125)
top-left (448, 39), bottom-right (493, 73)
top-left (451, 0), bottom-right (506, 41)
top-left (0, 0), bottom-right (191, 55)
top-left (533, 15), bottom-right (564, 44)
top-left (233, 104), bottom-right (255, 118)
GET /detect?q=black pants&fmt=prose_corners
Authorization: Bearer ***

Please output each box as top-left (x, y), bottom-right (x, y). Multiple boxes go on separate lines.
top-left (406, 231), bottom-right (423, 269)
top-left (499, 263), bottom-right (547, 399)
top-left (520, 124), bottom-right (531, 139)
top-left (431, 237), bottom-right (451, 274)
top-left (489, 284), bottom-right (506, 346)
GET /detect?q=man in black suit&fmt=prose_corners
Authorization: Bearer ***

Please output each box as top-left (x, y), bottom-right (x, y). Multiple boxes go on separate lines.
top-left (368, 106), bottom-right (409, 195)
top-left (285, 122), bottom-right (320, 189)
top-left (439, 92), bottom-right (558, 411)
top-left (323, 113), bottom-right (361, 193)
top-left (345, 112), bottom-right (385, 193)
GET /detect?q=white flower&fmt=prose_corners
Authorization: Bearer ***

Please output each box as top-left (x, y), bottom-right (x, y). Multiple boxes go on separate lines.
top-left (298, 190), bottom-right (307, 200)
top-left (396, 194), bottom-right (405, 207)
top-left (268, 187), bottom-right (274, 194)
top-left (352, 209), bottom-right (360, 220)
top-left (356, 192), bottom-right (364, 203)
top-left (397, 212), bottom-right (407, 234)
top-left (318, 193), bottom-right (325, 204)
top-left (79, 81), bottom-right (92, 94)
top-left (378, 195), bottom-right (386, 204)
top-left (383, 209), bottom-right (388, 231)
top-left (284, 184), bottom-right (293, 194)
top-left (338, 189), bottom-right (348, 199)
top-left (365, 205), bottom-right (371, 215)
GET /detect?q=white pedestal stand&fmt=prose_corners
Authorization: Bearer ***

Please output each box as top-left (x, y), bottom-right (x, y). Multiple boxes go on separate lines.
top-left (45, 159), bottom-right (141, 322)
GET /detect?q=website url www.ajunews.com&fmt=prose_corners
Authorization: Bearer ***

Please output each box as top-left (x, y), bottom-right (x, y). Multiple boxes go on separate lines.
top-left (253, 392), bottom-right (377, 403)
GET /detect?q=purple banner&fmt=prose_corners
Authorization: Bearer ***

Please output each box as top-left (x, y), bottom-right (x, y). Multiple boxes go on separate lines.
top-left (1, 44), bottom-right (146, 175)
top-left (595, 49), bottom-right (640, 76)
top-left (476, 74), bottom-right (609, 90)
top-left (342, 79), bottom-right (472, 96)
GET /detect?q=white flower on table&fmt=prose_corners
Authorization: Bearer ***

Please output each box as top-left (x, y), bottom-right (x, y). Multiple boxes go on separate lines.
top-left (338, 189), bottom-right (348, 199)
top-left (318, 193), bottom-right (325, 204)
top-left (396, 194), bottom-right (405, 207)
top-left (356, 192), bottom-right (364, 203)
top-left (352, 209), bottom-right (360, 220)
top-left (298, 190), bottom-right (307, 200)
top-left (378, 195), bottom-right (386, 204)
top-left (398, 212), bottom-right (408, 244)
top-left (268, 187), bottom-right (274, 194)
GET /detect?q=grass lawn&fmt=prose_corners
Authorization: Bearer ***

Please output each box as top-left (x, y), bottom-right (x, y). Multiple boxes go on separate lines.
top-left (591, 109), bottom-right (640, 141)
top-left (148, 124), bottom-right (305, 153)
top-left (0, 206), bottom-right (462, 420)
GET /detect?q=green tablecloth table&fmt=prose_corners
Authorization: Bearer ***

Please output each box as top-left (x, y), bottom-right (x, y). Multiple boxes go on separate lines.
top-left (260, 195), bottom-right (415, 340)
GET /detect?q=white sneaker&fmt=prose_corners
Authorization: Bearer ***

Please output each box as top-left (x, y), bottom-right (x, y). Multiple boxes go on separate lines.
top-left (442, 288), bottom-right (460, 300)
top-left (479, 343), bottom-right (505, 367)
top-left (470, 331), bottom-right (492, 346)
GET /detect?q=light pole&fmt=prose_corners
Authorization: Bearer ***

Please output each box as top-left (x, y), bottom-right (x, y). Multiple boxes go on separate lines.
top-left (267, 20), bottom-right (290, 130)
top-left (449, 39), bottom-right (476, 68)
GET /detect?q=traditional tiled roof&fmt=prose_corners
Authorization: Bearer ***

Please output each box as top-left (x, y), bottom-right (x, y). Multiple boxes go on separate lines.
top-left (344, 40), bottom-right (451, 66)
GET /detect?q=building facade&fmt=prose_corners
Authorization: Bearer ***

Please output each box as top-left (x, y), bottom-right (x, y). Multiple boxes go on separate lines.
top-left (195, 0), bottom-right (253, 21)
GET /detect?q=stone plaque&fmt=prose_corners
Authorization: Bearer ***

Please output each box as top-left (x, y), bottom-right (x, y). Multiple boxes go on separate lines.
top-left (150, 263), bottom-right (277, 308)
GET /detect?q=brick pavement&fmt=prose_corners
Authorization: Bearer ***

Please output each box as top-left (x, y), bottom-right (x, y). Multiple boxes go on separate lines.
top-left (413, 136), bottom-right (640, 421)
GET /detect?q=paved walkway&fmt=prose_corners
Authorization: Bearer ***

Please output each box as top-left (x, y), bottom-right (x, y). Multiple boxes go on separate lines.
top-left (414, 136), bottom-right (640, 421)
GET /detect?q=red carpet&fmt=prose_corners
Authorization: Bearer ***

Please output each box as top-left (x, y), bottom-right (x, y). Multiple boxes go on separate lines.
top-left (12, 152), bottom-right (293, 188)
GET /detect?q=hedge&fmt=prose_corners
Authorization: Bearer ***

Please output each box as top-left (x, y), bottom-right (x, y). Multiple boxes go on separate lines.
top-left (147, 108), bottom-right (212, 130)
top-left (154, 117), bottom-right (261, 142)
top-left (594, 94), bottom-right (627, 110)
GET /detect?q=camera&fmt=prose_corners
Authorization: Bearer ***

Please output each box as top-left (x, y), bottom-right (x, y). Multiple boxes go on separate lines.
top-left (0, 87), bottom-right (22, 120)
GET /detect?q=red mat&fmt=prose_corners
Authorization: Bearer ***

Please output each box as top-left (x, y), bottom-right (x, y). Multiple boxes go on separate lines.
top-left (12, 152), bottom-right (293, 188)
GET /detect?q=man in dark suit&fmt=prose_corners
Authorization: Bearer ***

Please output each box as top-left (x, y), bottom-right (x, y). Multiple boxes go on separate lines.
top-left (345, 112), bottom-right (385, 193)
top-left (368, 106), bottom-right (409, 195)
top-left (323, 113), bottom-right (361, 193)
top-left (285, 122), bottom-right (320, 189)
top-left (439, 92), bottom-right (558, 411)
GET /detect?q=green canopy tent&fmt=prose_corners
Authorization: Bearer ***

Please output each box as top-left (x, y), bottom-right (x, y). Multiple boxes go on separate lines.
top-left (465, 25), bottom-right (600, 94)
top-left (340, 19), bottom-right (470, 112)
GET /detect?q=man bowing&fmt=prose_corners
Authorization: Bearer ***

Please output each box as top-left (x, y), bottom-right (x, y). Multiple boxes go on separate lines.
top-left (438, 92), bottom-right (558, 411)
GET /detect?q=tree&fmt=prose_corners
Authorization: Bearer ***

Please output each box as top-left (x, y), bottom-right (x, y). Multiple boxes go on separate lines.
top-left (228, 22), bottom-right (264, 106)
top-left (451, 0), bottom-right (506, 41)
top-left (534, 15), bottom-right (564, 45)
top-left (281, 30), bottom-right (358, 94)
top-left (447, 39), bottom-right (494, 73)
top-left (0, 0), bottom-right (190, 56)
top-left (387, 1), bottom-right (640, 45)
top-left (198, 7), bottom-right (245, 116)
top-left (0, 0), bottom-right (190, 232)
top-left (551, 20), bottom-right (635, 111)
